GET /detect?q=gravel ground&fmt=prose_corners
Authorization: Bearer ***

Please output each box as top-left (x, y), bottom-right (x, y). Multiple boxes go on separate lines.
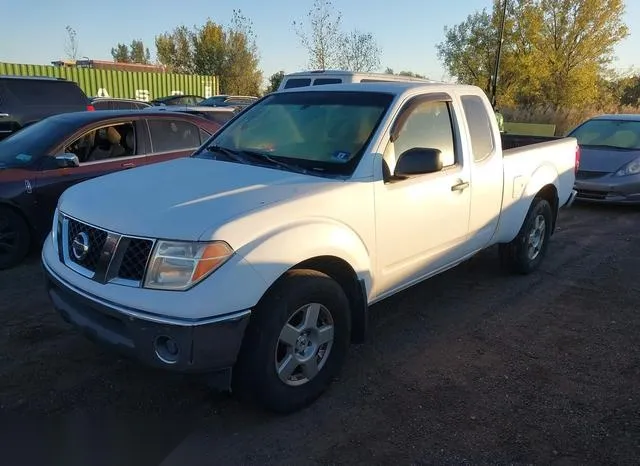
top-left (0, 202), bottom-right (639, 465)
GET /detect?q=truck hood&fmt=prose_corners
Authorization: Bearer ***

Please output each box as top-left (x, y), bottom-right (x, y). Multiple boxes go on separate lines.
top-left (59, 157), bottom-right (337, 240)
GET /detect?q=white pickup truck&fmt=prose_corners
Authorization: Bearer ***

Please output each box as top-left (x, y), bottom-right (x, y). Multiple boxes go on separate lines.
top-left (42, 81), bottom-right (579, 413)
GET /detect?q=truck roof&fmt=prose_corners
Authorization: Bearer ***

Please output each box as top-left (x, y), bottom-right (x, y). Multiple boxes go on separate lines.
top-left (275, 81), bottom-right (482, 97)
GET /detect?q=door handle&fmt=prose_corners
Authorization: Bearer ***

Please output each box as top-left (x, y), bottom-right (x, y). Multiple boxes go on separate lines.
top-left (451, 180), bottom-right (470, 192)
top-left (121, 162), bottom-right (136, 169)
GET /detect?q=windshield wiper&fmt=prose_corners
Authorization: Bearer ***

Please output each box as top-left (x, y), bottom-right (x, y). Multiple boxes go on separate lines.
top-left (205, 145), bottom-right (251, 164)
top-left (204, 144), bottom-right (314, 175)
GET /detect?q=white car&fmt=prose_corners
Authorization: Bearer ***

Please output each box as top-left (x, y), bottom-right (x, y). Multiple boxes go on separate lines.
top-left (42, 81), bottom-right (579, 413)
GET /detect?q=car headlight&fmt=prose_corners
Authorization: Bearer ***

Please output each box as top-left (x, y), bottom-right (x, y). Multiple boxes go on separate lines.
top-left (143, 240), bottom-right (234, 291)
top-left (614, 157), bottom-right (640, 176)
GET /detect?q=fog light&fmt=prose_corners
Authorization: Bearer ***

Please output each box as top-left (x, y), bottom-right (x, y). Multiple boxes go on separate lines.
top-left (154, 335), bottom-right (180, 364)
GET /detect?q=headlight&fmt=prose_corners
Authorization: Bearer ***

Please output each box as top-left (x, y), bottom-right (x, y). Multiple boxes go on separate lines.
top-left (614, 157), bottom-right (640, 176)
top-left (144, 240), bottom-right (234, 291)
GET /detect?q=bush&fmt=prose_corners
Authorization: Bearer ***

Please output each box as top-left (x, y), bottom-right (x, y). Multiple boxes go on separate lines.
top-left (501, 104), bottom-right (640, 136)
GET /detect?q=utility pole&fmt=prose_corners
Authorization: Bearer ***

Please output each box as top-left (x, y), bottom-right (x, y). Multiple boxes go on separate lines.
top-left (491, 0), bottom-right (508, 107)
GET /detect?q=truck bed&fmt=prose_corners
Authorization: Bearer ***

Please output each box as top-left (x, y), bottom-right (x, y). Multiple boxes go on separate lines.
top-left (501, 133), bottom-right (562, 151)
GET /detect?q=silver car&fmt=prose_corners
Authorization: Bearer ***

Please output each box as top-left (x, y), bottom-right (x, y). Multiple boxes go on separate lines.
top-left (569, 114), bottom-right (640, 204)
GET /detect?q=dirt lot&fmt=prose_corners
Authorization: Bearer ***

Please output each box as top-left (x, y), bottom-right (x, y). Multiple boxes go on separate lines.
top-left (0, 203), bottom-right (639, 465)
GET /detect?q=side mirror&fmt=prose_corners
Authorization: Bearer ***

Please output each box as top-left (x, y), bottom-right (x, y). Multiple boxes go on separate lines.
top-left (55, 153), bottom-right (80, 168)
top-left (394, 148), bottom-right (443, 177)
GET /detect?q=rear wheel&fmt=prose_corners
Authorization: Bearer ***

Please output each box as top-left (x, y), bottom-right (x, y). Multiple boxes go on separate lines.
top-left (0, 207), bottom-right (31, 270)
top-left (232, 269), bottom-right (351, 414)
top-left (499, 196), bottom-right (553, 275)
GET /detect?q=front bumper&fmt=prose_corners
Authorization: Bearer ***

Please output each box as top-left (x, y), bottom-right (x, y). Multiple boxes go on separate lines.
top-left (575, 177), bottom-right (640, 204)
top-left (43, 257), bottom-right (251, 374)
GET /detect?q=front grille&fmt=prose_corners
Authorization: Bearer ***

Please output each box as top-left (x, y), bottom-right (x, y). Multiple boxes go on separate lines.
top-left (118, 238), bottom-right (153, 281)
top-left (576, 189), bottom-right (607, 200)
top-left (60, 214), bottom-right (154, 286)
top-left (576, 170), bottom-right (609, 180)
top-left (66, 218), bottom-right (108, 271)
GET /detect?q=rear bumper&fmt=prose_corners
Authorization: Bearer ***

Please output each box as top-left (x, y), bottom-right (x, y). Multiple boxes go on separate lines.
top-left (43, 256), bottom-right (250, 374)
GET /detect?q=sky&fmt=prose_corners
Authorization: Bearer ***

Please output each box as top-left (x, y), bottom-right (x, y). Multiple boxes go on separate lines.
top-left (1, 0), bottom-right (639, 83)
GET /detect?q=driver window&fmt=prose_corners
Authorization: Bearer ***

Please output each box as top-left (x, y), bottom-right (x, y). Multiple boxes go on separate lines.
top-left (64, 122), bottom-right (136, 164)
top-left (385, 100), bottom-right (457, 172)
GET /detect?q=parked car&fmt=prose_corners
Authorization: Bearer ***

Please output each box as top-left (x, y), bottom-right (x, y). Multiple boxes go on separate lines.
top-left (90, 97), bottom-right (151, 110)
top-left (200, 95), bottom-right (258, 111)
top-left (567, 114), bottom-right (640, 204)
top-left (0, 76), bottom-right (92, 141)
top-left (150, 94), bottom-right (204, 106)
top-left (42, 81), bottom-right (578, 414)
top-left (150, 105), bottom-right (238, 127)
top-left (0, 109), bottom-right (221, 269)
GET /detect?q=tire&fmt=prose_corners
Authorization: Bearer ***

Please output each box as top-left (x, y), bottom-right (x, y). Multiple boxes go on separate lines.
top-left (232, 269), bottom-right (351, 414)
top-left (0, 207), bottom-right (31, 270)
top-left (499, 196), bottom-right (553, 275)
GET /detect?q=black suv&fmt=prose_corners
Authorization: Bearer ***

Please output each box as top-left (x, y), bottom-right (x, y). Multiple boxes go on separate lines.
top-left (0, 76), bottom-right (92, 141)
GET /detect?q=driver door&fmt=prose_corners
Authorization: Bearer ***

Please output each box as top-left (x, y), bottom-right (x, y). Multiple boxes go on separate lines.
top-left (33, 119), bottom-right (147, 233)
top-left (373, 93), bottom-right (472, 298)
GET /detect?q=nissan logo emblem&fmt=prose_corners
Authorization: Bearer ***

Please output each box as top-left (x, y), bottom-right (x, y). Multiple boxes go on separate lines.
top-left (71, 231), bottom-right (90, 261)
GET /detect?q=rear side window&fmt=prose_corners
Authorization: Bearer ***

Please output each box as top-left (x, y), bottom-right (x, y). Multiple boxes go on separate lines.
top-left (5, 79), bottom-right (88, 106)
top-left (460, 95), bottom-right (495, 162)
top-left (91, 100), bottom-right (111, 110)
top-left (313, 78), bottom-right (342, 86)
top-left (148, 119), bottom-right (201, 153)
top-left (283, 78), bottom-right (311, 89)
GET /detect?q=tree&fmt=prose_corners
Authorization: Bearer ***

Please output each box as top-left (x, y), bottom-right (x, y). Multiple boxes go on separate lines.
top-left (267, 70), bottom-right (285, 93)
top-left (111, 43), bottom-right (131, 63)
top-left (155, 26), bottom-right (194, 74)
top-left (154, 12), bottom-right (262, 95)
top-left (129, 40), bottom-right (151, 64)
top-left (384, 68), bottom-right (427, 79)
top-left (64, 26), bottom-right (79, 60)
top-left (111, 40), bottom-right (151, 64)
top-left (338, 30), bottom-right (381, 72)
top-left (436, 0), bottom-right (629, 109)
top-left (293, 0), bottom-right (343, 69)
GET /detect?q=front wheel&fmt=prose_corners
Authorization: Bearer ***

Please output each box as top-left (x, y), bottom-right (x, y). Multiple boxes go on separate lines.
top-left (499, 196), bottom-right (553, 275)
top-left (0, 207), bottom-right (31, 270)
top-left (232, 269), bottom-right (351, 414)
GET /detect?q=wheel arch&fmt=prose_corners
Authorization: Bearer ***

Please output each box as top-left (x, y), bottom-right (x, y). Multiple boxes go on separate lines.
top-left (256, 255), bottom-right (369, 344)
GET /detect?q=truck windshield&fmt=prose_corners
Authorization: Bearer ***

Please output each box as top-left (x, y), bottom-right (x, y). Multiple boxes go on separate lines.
top-left (569, 119), bottom-right (640, 150)
top-left (195, 90), bottom-right (394, 175)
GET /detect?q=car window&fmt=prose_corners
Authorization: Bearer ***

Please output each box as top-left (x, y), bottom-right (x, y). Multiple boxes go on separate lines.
top-left (199, 128), bottom-right (212, 144)
top-left (313, 78), bottom-right (342, 86)
top-left (5, 79), bottom-right (88, 106)
top-left (283, 78), bottom-right (312, 89)
top-left (569, 119), bottom-right (640, 150)
top-left (148, 119), bottom-right (201, 153)
top-left (91, 100), bottom-right (111, 110)
top-left (63, 122), bottom-right (137, 164)
top-left (460, 95), bottom-right (495, 162)
top-left (392, 99), bottom-right (457, 167)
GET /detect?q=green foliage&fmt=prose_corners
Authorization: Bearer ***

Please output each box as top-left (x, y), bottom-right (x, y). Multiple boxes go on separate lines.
top-left (154, 11), bottom-right (262, 95)
top-left (111, 40), bottom-right (151, 64)
top-left (266, 70), bottom-right (285, 94)
top-left (436, 0), bottom-right (629, 110)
